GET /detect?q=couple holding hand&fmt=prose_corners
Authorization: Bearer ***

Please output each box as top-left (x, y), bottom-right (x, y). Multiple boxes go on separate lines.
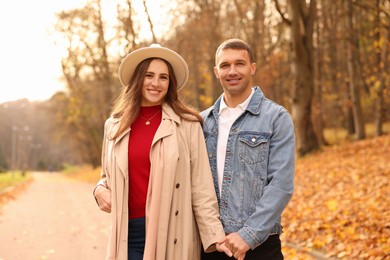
top-left (93, 38), bottom-right (295, 260)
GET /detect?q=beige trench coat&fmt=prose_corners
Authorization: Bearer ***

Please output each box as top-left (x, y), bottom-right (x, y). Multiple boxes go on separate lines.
top-left (97, 103), bottom-right (225, 260)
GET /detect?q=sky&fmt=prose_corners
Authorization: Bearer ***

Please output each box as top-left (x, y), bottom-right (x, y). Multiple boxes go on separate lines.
top-left (0, 0), bottom-right (88, 103)
top-left (0, 0), bottom-right (171, 104)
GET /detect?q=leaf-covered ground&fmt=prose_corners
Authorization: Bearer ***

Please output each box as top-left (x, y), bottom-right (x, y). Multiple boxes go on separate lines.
top-left (0, 178), bottom-right (32, 212)
top-left (281, 135), bottom-right (390, 259)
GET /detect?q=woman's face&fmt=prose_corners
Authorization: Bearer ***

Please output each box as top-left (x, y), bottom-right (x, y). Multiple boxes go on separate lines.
top-left (141, 59), bottom-right (170, 106)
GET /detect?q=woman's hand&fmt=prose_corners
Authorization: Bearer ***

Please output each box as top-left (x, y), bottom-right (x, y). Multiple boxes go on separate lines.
top-left (94, 185), bottom-right (112, 213)
top-left (224, 232), bottom-right (250, 260)
top-left (216, 243), bottom-right (233, 257)
top-left (216, 236), bottom-right (233, 257)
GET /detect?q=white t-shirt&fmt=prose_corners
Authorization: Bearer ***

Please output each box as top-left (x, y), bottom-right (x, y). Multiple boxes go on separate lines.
top-left (217, 88), bottom-right (254, 196)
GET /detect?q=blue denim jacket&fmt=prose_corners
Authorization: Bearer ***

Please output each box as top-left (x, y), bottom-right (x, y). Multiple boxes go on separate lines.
top-left (200, 87), bottom-right (295, 249)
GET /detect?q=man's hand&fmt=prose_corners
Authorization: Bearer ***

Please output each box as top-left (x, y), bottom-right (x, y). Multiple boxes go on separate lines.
top-left (94, 185), bottom-right (111, 213)
top-left (215, 237), bottom-right (233, 257)
top-left (224, 232), bottom-right (250, 260)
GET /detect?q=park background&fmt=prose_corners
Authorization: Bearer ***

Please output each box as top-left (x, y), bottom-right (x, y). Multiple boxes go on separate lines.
top-left (0, 0), bottom-right (389, 259)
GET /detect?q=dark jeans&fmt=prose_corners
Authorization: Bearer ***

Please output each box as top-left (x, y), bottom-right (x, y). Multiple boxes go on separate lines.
top-left (128, 217), bottom-right (146, 260)
top-left (201, 234), bottom-right (283, 260)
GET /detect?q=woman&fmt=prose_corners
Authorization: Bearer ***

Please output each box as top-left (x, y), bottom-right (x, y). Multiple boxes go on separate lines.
top-left (93, 44), bottom-right (231, 260)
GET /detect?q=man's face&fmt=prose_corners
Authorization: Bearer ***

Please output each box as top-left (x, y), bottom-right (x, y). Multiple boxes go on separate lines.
top-left (214, 48), bottom-right (256, 97)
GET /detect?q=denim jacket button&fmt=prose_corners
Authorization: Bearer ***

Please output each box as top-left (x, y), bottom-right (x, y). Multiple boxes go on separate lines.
top-left (252, 137), bottom-right (256, 142)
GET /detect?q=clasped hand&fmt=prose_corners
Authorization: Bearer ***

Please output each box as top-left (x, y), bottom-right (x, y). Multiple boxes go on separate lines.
top-left (216, 232), bottom-right (250, 259)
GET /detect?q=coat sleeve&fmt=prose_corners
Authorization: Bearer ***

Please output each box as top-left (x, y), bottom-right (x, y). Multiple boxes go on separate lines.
top-left (93, 119), bottom-right (111, 203)
top-left (188, 122), bottom-right (226, 252)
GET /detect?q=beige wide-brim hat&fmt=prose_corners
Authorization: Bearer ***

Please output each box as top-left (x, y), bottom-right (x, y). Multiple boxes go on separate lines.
top-left (118, 44), bottom-right (189, 90)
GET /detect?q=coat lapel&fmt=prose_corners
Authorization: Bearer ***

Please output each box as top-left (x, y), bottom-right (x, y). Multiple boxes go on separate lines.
top-left (151, 104), bottom-right (180, 146)
top-left (114, 127), bottom-right (130, 179)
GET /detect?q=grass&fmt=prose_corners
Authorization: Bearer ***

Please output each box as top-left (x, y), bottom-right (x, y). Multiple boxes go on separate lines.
top-left (0, 165), bottom-right (101, 192)
top-left (0, 171), bottom-right (32, 191)
top-left (62, 164), bottom-right (101, 184)
top-left (323, 121), bottom-right (390, 145)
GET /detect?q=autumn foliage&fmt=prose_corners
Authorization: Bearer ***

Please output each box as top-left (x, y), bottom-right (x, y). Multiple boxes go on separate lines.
top-left (282, 135), bottom-right (390, 259)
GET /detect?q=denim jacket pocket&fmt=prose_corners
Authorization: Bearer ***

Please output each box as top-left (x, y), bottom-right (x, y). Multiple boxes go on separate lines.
top-left (238, 132), bottom-right (270, 164)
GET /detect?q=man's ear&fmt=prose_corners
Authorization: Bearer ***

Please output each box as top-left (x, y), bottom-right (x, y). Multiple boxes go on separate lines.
top-left (251, 63), bottom-right (257, 76)
top-left (214, 67), bottom-right (219, 78)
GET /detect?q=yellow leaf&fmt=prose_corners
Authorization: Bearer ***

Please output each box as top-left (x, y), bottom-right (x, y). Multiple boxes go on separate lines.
top-left (326, 199), bottom-right (338, 211)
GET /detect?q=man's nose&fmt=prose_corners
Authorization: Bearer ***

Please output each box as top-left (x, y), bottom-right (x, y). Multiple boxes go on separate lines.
top-left (228, 65), bottom-right (238, 75)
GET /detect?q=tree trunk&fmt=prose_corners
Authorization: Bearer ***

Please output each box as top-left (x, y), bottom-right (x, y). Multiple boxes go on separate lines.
top-left (206, 2), bottom-right (223, 101)
top-left (289, 0), bottom-right (320, 156)
top-left (374, 0), bottom-right (387, 136)
top-left (95, 0), bottom-right (113, 119)
top-left (191, 43), bottom-right (201, 109)
top-left (326, 1), bottom-right (344, 132)
top-left (345, 0), bottom-right (365, 140)
top-left (313, 7), bottom-right (327, 146)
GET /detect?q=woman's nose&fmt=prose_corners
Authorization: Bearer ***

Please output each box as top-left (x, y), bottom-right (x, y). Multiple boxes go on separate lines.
top-left (151, 76), bottom-right (159, 86)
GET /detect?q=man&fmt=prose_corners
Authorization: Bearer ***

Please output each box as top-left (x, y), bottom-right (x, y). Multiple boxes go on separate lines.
top-left (200, 38), bottom-right (295, 260)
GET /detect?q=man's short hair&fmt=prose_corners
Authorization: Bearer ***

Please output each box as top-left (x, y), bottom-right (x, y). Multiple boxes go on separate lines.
top-left (215, 38), bottom-right (255, 63)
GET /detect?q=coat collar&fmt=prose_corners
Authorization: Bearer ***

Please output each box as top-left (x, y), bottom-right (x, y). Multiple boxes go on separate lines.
top-left (112, 103), bottom-right (181, 178)
top-left (152, 103), bottom-right (180, 146)
top-left (162, 103), bottom-right (180, 124)
top-left (111, 102), bottom-right (180, 144)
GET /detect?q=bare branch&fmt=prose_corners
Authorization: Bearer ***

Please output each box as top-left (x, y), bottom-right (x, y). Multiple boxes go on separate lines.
top-left (143, 0), bottom-right (157, 42)
top-left (274, 0), bottom-right (291, 26)
top-left (233, 0), bottom-right (250, 38)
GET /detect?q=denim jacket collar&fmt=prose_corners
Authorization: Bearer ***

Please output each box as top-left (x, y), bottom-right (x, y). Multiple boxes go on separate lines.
top-left (209, 87), bottom-right (264, 119)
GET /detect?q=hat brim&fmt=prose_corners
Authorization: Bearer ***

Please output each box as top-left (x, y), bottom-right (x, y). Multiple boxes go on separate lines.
top-left (118, 45), bottom-right (189, 91)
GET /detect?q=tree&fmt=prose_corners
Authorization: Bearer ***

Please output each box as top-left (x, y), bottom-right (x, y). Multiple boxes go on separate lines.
top-left (374, 0), bottom-right (389, 136)
top-left (192, 0), bottom-right (224, 102)
top-left (275, 0), bottom-right (320, 155)
top-left (53, 0), bottom-right (166, 167)
top-left (345, 0), bottom-right (366, 140)
top-left (54, 0), bottom-right (117, 167)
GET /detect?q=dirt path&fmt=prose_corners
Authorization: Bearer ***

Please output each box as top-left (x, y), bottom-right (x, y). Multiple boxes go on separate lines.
top-left (0, 172), bottom-right (110, 260)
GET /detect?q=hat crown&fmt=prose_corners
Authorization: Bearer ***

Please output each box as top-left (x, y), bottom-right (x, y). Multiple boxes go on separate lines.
top-left (118, 44), bottom-right (189, 90)
top-left (150, 43), bottom-right (162, 48)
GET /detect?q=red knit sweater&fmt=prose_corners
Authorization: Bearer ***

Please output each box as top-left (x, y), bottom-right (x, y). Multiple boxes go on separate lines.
top-left (128, 105), bottom-right (162, 219)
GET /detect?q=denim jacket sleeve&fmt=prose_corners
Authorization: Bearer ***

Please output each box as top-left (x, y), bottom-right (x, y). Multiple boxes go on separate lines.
top-left (237, 109), bottom-right (295, 249)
